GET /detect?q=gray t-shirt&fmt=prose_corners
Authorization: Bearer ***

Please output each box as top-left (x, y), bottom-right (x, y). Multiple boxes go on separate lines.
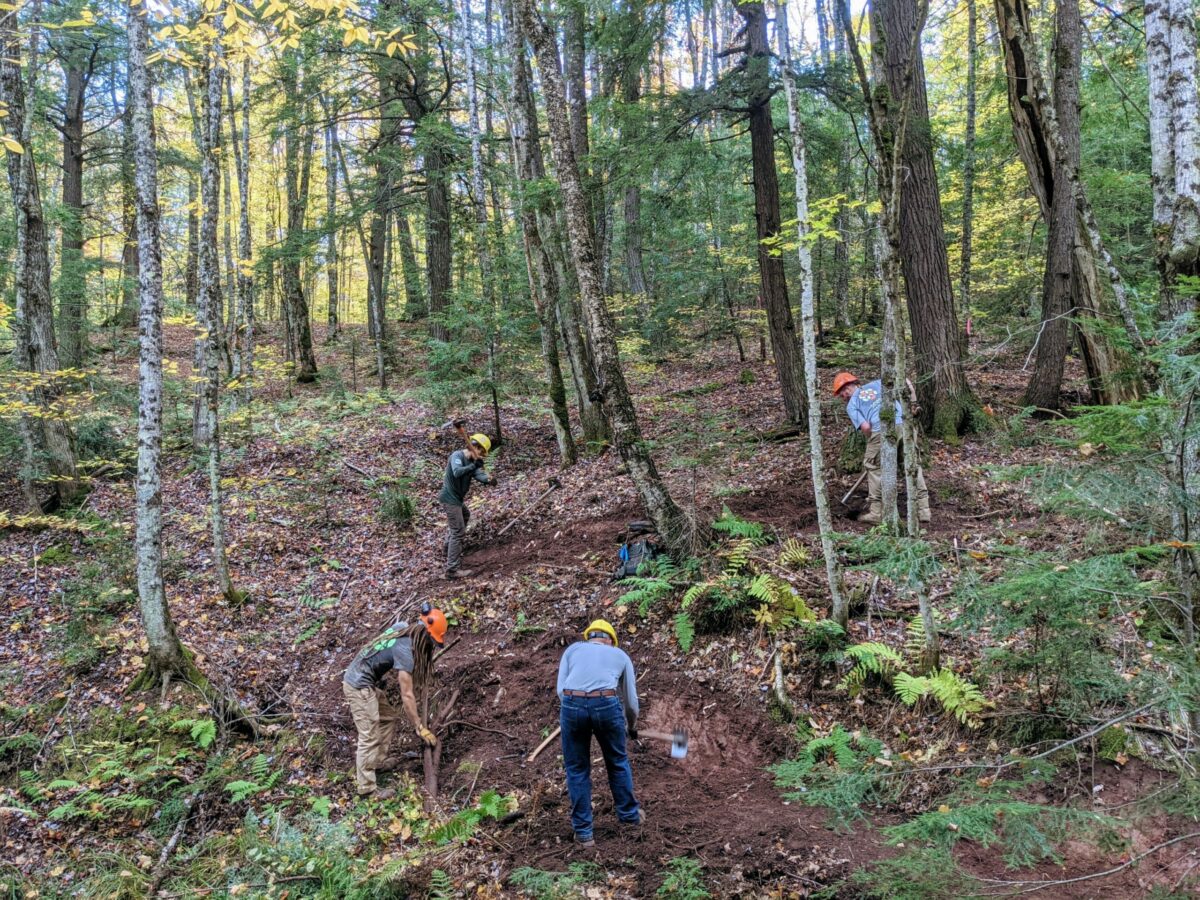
top-left (343, 623), bottom-right (415, 689)
top-left (556, 641), bottom-right (639, 728)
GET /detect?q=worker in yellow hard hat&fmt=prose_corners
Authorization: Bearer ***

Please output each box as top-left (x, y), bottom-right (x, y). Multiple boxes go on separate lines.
top-left (342, 606), bottom-right (447, 799)
top-left (555, 619), bottom-right (643, 848)
top-left (832, 372), bottom-right (930, 525)
top-left (440, 420), bottom-right (496, 579)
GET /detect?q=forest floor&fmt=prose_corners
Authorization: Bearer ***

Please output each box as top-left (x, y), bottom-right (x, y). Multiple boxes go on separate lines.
top-left (2, 322), bottom-right (1199, 898)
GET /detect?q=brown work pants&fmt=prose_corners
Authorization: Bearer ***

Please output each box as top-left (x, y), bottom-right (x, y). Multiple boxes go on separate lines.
top-left (863, 430), bottom-right (930, 518)
top-left (342, 681), bottom-right (401, 794)
top-left (443, 502), bottom-right (470, 573)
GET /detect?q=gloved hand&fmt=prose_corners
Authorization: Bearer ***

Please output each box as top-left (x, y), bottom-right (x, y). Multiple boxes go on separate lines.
top-left (487, 474), bottom-right (498, 486)
top-left (417, 725), bottom-right (437, 746)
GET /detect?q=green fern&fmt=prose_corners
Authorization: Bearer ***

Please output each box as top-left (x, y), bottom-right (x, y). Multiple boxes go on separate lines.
top-left (428, 869), bottom-right (454, 900)
top-left (779, 537), bottom-right (810, 570)
top-left (711, 507), bottom-right (767, 544)
top-left (893, 670), bottom-right (987, 727)
top-left (770, 725), bottom-right (886, 826)
top-left (722, 537), bottom-right (757, 575)
top-left (674, 612), bottom-right (696, 652)
top-left (618, 576), bottom-right (675, 616)
top-left (903, 616), bottom-right (927, 661)
top-left (748, 573), bottom-right (816, 626)
top-left (171, 717), bottom-right (217, 750)
top-left (838, 642), bottom-right (905, 696)
top-left (680, 581), bottom-right (713, 610)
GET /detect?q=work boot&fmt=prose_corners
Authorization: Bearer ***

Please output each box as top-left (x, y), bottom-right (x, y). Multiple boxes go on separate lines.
top-left (918, 508), bottom-right (932, 524)
top-left (444, 568), bottom-right (474, 580)
top-left (859, 506), bottom-right (882, 525)
top-left (575, 834), bottom-right (595, 849)
top-left (360, 787), bottom-right (396, 801)
top-left (376, 757), bottom-right (402, 773)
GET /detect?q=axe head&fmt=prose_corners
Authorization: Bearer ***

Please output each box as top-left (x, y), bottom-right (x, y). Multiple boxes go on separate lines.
top-left (670, 728), bottom-right (688, 759)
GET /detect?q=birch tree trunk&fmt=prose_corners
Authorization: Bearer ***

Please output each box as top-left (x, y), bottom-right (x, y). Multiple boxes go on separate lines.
top-left (516, 0), bottom-right (696, 553)
top-left (118, 99), bottom-right (139, 328)
top-left (777, 0), bottom-right (845, 623)
top-left (227, 60), bottom-right (254, 413)
top-left (128, 0), bottom-right (188, 676)
top-left (504, 0), bottom-right (577, 465)
top-left (734, 0), bottom-right (808, 427)
top-left (324, 118), bottom-right (339, 337)
top-left (197, 39), bottom-right (238, 603)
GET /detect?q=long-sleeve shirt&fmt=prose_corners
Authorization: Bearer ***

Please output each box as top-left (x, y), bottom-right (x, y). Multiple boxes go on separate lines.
top-left (557, 641), bottom-right (639, 728)
top-left (439, 449), bottom-right (489, 506)
top-left (845, 380), bottom-right (904, 432)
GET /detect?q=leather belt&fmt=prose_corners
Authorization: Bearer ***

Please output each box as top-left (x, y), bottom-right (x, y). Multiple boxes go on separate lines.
top-left (563, 689), bottom-right (617, 698)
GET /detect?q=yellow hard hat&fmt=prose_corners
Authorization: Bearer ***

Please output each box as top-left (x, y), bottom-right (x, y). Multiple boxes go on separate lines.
top-left (470, 433), bottom-right (492, 455)
top-left (583, 619), bottom-right (618, 647)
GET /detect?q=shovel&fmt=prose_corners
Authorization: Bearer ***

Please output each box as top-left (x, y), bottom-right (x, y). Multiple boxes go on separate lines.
top-left (638, 728), bottom-right (689, 759)
top-left (497, 476), bottom-right (562, 538)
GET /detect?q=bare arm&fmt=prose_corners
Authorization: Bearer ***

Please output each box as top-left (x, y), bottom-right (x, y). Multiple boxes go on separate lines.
top-left (395, 670), bottom-right (423, 730)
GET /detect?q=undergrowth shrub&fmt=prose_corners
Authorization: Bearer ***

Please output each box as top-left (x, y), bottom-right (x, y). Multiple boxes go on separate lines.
top-left (769, 725), bottom-right (888, 828)
top-left (656, 856), bottom-right (711, 898)
top-left (379, 487), bottom-right (416, 528)
top-left (510, 861), bottom-right (605, 899)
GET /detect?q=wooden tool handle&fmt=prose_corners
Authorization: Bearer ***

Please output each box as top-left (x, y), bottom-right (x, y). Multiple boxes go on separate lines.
top-left (527, 726), bottom-right (561, 762)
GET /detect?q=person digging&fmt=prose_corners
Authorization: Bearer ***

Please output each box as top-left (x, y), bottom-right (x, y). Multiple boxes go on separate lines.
top-left (557, 619), bottom-right (644, 848)
top-left (832, 372), bottom-right (931, 525)
top-left (341, 606), bottom-right (447, 799)
top-left (440, 421), bottom-right (496, 579)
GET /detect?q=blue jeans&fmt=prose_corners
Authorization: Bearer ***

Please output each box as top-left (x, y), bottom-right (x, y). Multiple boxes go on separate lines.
top-left (560, 696), bottom-right (640, 840)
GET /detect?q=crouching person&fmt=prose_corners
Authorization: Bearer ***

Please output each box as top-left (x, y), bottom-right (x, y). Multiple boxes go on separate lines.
top-left (342, 606), bottom-right (447, 799)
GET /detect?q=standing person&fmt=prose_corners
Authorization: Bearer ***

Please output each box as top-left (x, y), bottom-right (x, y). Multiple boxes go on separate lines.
top-left (342, 606), bottom-right (447, 799)
top-left (832, 372), bottom-right (931, 524)
top-left (556, 619), bottom-right (644, 848)
top-left (440, 420), bottom-right (496, 579)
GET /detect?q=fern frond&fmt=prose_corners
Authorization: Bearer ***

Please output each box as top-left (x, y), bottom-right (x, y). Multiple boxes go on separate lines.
top-left (893, 671), bottom-right (931, 706)
top-left (904, 616), bottom-right (926, 661)
top-left (712, 507), bottom-right (767, 543)
top-left (780, 537), bottom-right (810, 569)
top-left (723, 537), bottom-right (756, 575)
top-left (680, 581), bottom-right (713, 610)
top-left (674, 612), bottom-right (696, 652)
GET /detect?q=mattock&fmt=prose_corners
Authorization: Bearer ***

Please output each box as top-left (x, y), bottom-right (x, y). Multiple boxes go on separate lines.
top-left (637, 728), bottom-right (689, 759)
top-left (497, 476), bottom-right (562, 538)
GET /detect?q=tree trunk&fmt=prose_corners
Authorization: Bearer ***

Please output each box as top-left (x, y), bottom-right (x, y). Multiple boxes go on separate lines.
top-left (324, 118), bottom-right (339, 337)
top-left (622, 71), bottom-right (650, 302)
top-left (425, 143), bottom-right (452, 343)
top-left (1024, 0), bottom-right (1080, 409)
top-left (128, 0), bottom-right (189, 677)
top-left (118, 99), bottom-right (139, 328)
top-left (505, 0), bottom-right (577, 465)
top-left (778, 0), bottom-right (845, 622)
top-left (959, 0), bottom-right (977, 347)
top-left (997, 0), bottom-right (1143, 402)
top-left (397, 212), bottom-right (426, 320)
top-left (517, 0), bottom-right (696, 552)
top-left (1, 4), bottom-right (79, 511)
top-left (227, 60), bottom-right (254, 413)
top-left (58, 60), bottom-right (87, 368)
top-left (196, 39), bottom-right (237, 602)
top-left (186, 178), bottom-right (199, 309)
top-left (734, 0), bottom-right (807, 427)
top-left (875, 0), bottom-right (978, 439)
top-left (281, 53), bottom-right (318, 382)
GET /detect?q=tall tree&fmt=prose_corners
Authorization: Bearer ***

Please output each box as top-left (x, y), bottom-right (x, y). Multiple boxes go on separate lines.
top-left (959, 0), bottom-right (977, 346)
top-left (874, 0), bottom-right (978, 438)
top-left (128, 0), bottom-right (187, 677)
top-left (1, 0), bottom-right (80, 511)
top-left (324, 117), bottom-right (339, 337)
top-left (777, 0), bottom-right (845, 623)
top-left (504, 0), bottom-right (577, 465)
top-left (279, 49), bottom-right (318, 382)
top-left (226, 60), bottom-right (254, 411)
top-left (732, 0), bottom-right (807, 426)
top-left (516, 0), bottom-right (696, 552)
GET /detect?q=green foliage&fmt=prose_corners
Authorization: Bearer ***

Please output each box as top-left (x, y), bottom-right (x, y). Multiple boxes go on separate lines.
top-left (673, 612), bottom-right (696, 652)
top-left (770, 725), bottom-right (887, 826)
top-left (838, 642), bottom-right (905, 695)
top-left (892, 670), bottom-right (988, 727)
top-left (426, 790), bottom-right (515, 845)
top-left (656, 857), bottom-right (710, 898)
top-left (428, 869), bottom-right (454, 900)
top-left (779, 537), bottom-right (810, 569)
top-left (510, 862), bottom-right (605, 899)
top-left (225, 754), bottom-right (282, 803)
top-left (849, 847), bottom-right (969, 900)
top-left (379, 486), bottom-right (416, 528)
top-left (710, 507), bottom-right (767, 543)
top-left (171, 717), bottom-right (217, 749)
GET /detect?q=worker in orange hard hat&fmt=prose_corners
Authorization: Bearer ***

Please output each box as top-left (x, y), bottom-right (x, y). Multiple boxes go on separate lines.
top-left (832, 372), bottom-right (930, 525)
top-left (341, 606), bottom-right (447, 799)
top-left (556, 619), bottom-right (643, 848)
top-left (440, 419), bottom-right (496, 580)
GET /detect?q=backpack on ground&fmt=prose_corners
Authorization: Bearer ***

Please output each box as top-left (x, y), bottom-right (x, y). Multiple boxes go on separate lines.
top-left (612, 521), bottom-right (660, 581)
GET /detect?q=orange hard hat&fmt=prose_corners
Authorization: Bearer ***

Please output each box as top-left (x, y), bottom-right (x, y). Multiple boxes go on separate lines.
top-left (831, 372), bottom-right (859, 395)
top-left (421, 607), bottom-right (448, 645)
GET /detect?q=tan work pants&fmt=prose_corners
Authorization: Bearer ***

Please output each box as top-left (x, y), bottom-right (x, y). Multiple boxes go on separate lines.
top-left (343, 681), bottom-right (401, 794)
top-left (863, 430), bottom-right (930, 517)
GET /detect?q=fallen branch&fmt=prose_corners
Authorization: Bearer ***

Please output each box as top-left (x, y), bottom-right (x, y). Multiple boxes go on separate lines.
top-left (527, 726), bottom-right (561, 762)
top-left (341, 459), bottom-right (379, 479)
top-left (972, 830), bottom-right (1200, 896)
top-left (147, 785), bottom-right (204, 896)
top-left (442, 719), bottom-right (517, 740)
top-left (432, 636), bottom-right (462, 664)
